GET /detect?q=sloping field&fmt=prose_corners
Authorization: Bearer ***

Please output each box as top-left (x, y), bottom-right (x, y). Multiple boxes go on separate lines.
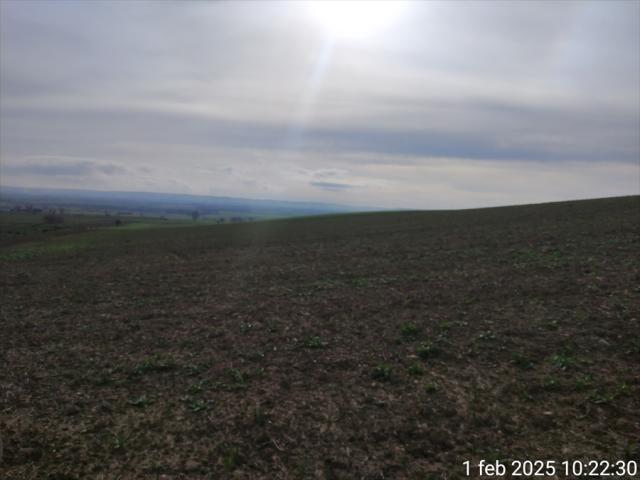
top-left (1, 196), bottom-right (639, 479)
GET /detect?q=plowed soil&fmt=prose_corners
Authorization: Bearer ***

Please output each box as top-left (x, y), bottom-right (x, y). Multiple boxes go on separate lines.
top-left (1, 196), bottom-right (639, 479)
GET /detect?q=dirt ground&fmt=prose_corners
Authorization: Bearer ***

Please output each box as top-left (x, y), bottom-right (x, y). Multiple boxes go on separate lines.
top-left (1, 196), bottom-right (639, 479)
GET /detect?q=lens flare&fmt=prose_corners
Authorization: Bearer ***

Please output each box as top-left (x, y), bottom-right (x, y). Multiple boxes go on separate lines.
top-left (308, 0), bottom-right (407, 41)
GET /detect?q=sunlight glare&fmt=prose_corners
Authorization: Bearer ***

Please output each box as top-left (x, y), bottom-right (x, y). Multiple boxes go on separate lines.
top-left (308, 1), bottom-right (407, 41)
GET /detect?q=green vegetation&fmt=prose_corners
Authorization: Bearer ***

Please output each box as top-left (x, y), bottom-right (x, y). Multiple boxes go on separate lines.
top-left (416, 340), bottom-right (438, 359)
top-left (304, 336), bottom-right (326, 349)
top-left (371, 363), bottom-right (393, 381)
top-left (220, 445), bottom-right (242, 472)
top-left (424, 382), bottom-right (438, 394)
top-left (511, 352), bottom-right (535, 370)
top-left (407, 363), bottom-right (425, 376)
top-left (400, 321), bottom-right (420, 338)
top-left (127, 395), bottom-right (153, 408)
top-left (550, 352), bottom-right (578, 371)
top-left (133, 355), bottom-right (176, 374)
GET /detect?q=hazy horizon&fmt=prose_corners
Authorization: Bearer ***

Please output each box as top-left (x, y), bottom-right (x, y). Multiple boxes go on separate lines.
top-left (3, 184), bottom-right (639, 214)
top-left (1, 0), bottom-right (639, 209)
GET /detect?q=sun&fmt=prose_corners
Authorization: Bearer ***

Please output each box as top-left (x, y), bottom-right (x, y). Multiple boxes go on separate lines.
top-left (307, 0), bottom-right (407, 41)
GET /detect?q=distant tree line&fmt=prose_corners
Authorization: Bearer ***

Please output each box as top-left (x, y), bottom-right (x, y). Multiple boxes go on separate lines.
top-left (190, 211), bottom-right (255, 223)
top-left (43, 208), bottom-right (64, 224)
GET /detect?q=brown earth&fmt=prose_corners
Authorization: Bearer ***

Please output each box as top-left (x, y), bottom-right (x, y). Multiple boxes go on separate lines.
top-left (1, 196), bottom-right (639, 479)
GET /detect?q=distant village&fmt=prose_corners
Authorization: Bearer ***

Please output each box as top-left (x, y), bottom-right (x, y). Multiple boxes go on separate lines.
top-left (8, 204), bottom-right (50, 214)
top-left (6, 203), bottom-right (255, 225)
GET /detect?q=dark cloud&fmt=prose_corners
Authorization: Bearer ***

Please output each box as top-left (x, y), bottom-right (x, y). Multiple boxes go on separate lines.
top-left (310, 181), bottom-right (355, 191)
top-left (3, 101), bottom-right (636, 165)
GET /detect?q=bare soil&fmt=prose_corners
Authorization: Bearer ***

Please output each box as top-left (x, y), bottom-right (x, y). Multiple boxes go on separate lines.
top-left (1, 196), bottom-right (639, 479)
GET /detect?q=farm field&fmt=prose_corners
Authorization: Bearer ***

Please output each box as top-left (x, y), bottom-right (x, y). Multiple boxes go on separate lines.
top-left (0, 213), bottom-right (198, 251)
top-left (1, 196), bottom-right (639, 479)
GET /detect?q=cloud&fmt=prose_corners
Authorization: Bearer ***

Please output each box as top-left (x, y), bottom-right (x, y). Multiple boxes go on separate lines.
top-left (310, 181), bottom-right (355, 192)
top-left (3, 99), bottom-right (635, 168)
top-left (0, 0), bottom-right (638, 208)
top-left (313, 168), bottom-right (347, 178)
top-left (3, 157), bottom-right (127, 176)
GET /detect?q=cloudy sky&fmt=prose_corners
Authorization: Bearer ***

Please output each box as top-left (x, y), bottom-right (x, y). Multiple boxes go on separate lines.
top-left (1, 0), bottom-right (638, 209)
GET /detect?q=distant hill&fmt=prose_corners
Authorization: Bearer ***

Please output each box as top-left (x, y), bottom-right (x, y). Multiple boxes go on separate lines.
top-left (0, 185), bottom-right (377, 218)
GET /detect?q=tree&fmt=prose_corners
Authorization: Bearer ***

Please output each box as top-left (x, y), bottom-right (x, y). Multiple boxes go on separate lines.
top-left (43, 209), bottom-right (63, 224)
top-left (191, 210), bottom-right (200, 221)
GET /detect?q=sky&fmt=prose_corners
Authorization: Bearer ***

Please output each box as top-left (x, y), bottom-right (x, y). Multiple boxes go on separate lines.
top-left (1, 0), bottom-right (638, 209)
